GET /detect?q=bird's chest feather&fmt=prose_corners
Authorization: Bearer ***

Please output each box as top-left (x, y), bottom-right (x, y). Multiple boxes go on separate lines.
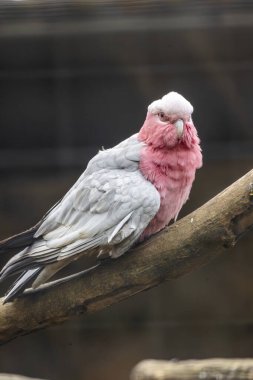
top-left (139, 145), bottom-right (198, 237)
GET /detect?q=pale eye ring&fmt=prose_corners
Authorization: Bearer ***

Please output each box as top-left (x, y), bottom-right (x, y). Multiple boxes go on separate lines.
top-left (158, 112), bottom-right (167, 122)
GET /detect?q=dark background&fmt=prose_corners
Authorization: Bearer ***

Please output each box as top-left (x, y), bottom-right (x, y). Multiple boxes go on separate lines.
top-left (0, 1), bottom-right (252, 379)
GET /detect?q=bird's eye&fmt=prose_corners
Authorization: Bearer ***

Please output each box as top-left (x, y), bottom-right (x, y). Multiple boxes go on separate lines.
top-left (158, 112), bottom-right (167, 122)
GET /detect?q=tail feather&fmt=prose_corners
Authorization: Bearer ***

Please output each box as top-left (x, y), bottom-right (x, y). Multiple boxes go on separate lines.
top-left (0, 223), bottom-right (41, 254)
top-left (0, 242), bottom-right (57, 282)
top-left (3, 267), bottom-right (42, 304)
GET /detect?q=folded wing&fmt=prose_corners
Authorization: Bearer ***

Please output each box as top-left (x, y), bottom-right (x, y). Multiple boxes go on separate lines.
top-left (0, 135), bottom-right (160, 283)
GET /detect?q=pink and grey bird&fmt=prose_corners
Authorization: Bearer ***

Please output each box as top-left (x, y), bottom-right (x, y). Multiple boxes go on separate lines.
top-left (0, 91), bottom-right (202, 303)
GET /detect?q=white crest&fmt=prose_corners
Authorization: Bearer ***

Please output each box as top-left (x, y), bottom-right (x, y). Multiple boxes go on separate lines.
top-left (148, 91), bottom-right (193, 116)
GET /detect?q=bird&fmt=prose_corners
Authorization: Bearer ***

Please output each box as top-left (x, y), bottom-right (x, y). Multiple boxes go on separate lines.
top-left (0, 91), bottom-right (202, 303)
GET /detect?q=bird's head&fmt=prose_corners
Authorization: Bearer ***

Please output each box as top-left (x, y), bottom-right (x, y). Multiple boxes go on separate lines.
top-left (138, 91), bottom-right (199, 149)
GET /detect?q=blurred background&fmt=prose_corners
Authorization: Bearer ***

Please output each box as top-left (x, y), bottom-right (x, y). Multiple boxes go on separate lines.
top-left (0, 1), bottom-right (253, 379)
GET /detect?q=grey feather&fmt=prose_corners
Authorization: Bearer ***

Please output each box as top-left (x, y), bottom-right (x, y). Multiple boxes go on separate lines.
top-left (3, 267), bottom-right (42, 304)
top-left (1, 135), bottom-right (160, 300)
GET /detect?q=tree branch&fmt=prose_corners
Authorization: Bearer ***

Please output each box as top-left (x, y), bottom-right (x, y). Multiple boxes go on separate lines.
top-left (0, 169), bottom-right (252, 345)
top-left (130, 359), bottom-right (253, 380)
top-left (0, 375), bottom-right (46, 380)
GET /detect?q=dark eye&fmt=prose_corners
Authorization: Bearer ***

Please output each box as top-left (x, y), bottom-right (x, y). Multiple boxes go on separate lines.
top-left (158, 112), bottom-right (167, 122)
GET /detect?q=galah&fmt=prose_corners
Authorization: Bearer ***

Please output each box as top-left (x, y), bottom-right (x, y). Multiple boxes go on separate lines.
top-left (0, 91), bottom-right (202, 303)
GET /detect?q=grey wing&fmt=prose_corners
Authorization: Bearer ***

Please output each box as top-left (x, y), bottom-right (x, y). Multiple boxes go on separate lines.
top-left (0, 136), bottom-right (161, 305)
top-left (1, 169), bottom-right (160, 279)
top-left (32, 133), bottom-right (151, 257)
top-left (33, 168), bottom-right (160, 260)
top-left (0, 136), bottom-right (159, 280)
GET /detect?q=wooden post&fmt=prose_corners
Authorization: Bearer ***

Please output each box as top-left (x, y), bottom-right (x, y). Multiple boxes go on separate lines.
top-left (130, 359), bottom-right (253, 380)
top-left (0, 375), bottom-right (46, 380)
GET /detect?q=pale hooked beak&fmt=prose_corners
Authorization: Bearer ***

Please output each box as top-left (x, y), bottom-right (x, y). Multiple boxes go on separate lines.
top-left (174, 119), bottom-right (184, 139)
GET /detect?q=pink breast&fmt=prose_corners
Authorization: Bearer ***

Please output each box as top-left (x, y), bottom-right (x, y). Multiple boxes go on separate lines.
top-left (139, 144), bottom-right (201, 239)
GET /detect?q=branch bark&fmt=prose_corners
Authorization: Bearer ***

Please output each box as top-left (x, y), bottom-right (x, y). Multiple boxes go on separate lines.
top-left (0, 169), bottom-right (252, 345)
top-left (130, 359), bottom-right (253, 380)
top-left (0, 375), bottom-right (46, 380)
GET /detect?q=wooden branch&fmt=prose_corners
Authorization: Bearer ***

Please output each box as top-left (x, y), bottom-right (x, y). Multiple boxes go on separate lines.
top-left (0, 375), bottom-right (46, 380)
top-left (130, 359), bottom-right (253, 380)
top-left (0, 169), bottom-right (252, 345)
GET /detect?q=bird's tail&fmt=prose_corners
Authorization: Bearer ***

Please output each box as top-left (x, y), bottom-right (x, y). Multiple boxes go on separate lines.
top-left (3, 267), bottom-right (42, 304)
top-left (0, 224), bottom-right (40, 254)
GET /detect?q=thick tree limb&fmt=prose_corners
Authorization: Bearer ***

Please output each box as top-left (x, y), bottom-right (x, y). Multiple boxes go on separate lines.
top-left (0, 375), bottom-right (46, 380)
top-left (0, 169), bottom-right (252, 345)
top-left (130, 359), bottom-right (253, 380)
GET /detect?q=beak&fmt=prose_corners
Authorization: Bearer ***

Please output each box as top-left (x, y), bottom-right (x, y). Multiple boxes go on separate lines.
top-left (174, 119), bottom-right (184, 139)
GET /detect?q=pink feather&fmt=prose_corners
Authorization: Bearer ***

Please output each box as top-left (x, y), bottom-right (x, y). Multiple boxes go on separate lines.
top-left (138, 110), bottom-right (202, 239)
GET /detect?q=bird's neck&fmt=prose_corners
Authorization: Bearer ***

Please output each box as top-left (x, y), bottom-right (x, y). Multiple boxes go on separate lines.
top-left (138, 140), bottom-right (202, 240)
top-left (137, 136), bottom-right (202, 194)
top-left (139, 144), bottom-right (191, 179)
